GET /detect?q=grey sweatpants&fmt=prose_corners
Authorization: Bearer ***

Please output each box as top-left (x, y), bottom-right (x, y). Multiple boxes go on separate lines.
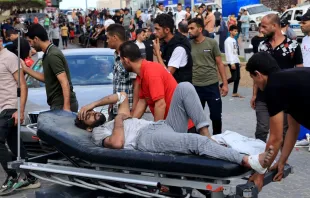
top-left (136, 83), bottom-right (244, 165)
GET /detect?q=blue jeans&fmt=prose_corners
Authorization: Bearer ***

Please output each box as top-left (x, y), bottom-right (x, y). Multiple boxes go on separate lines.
top-left (242, 27), bottom-right (249, 40)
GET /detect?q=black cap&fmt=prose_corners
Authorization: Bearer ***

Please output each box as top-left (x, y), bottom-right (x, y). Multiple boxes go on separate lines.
top-left (301, 10), bottom-right (310, 21)
top-left (280, 18), bottom-right (289, 27)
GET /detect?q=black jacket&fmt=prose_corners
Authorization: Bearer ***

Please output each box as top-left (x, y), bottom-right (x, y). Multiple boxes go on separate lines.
top-left (161, 34), bottom-right (192, 83)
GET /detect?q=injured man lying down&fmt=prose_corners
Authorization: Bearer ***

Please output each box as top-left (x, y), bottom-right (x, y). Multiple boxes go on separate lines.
top-left (75, 82), bottom-right (274, 174)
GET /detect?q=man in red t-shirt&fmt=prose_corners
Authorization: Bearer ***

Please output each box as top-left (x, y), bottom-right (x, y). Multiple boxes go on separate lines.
top-left (119, 41), bottom-right (198, 131)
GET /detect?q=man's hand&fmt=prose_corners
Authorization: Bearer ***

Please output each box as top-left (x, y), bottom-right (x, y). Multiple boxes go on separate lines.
top-left (20, 59), bottom-right (28, 70)
top-left (220, 84), bottom-right (228, 97)
top-left (231, 64), bottom-right (236, 70)
top-left (250, 96), bottom-right (256, 110)
top-left (249, 173), bottom-right (264, 192)
top-left (12, 111), bottom-right (24, 126)
top-left (270, 161), bottom-right (285, 182)
top-left (153, 38), bottom-right (161, 56)
top-left (78, 103), bottom-right (95, 120)
top-left (108, 104), bottom-right (113, 113)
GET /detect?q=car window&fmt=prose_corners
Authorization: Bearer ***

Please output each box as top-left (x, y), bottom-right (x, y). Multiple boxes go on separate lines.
top-left (247, 5), bottom-right (270, 15)
top-left (294, 10), bottom-right (303, 20)
top-left (26, 55), bottom-right (114, 88)
top-left (282, 10), bottom-right (293, 21)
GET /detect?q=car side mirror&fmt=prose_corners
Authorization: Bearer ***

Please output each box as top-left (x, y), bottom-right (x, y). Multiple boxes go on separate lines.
top-left (296, 16), bottom-right (301, 21)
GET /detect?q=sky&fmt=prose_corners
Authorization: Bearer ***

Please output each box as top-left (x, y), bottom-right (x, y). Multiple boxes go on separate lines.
top-left (59, 0), bottom-right (97, 10)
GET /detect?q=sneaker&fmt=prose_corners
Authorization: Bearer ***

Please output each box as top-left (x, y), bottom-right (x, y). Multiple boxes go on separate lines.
top-left (295, 139), bottom-right (309, 146)
top-left (16, 177), bottom-right (41, 190)
top-left (0, 176), bottom-right (16, 192)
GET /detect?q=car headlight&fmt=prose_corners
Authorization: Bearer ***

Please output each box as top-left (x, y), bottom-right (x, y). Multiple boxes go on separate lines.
top-left (256, 16), bottom-right (262, 22)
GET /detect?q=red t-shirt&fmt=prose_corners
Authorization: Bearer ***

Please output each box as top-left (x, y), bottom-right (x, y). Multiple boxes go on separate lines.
top-left (138, 60), bottom-right (177, 118)
top-left (137, 60), bottom-right (194, 129)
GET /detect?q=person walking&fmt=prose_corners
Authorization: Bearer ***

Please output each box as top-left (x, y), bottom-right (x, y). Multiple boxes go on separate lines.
top-left (23, 24), bottom-right (78, 112)
top-left (221, 25), bottom-right (243, 98)
top-left (60, 23), bottom-right (69, 49)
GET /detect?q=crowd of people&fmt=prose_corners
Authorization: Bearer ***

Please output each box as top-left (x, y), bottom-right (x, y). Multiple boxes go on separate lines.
top-left (1, 2), bottom-right (310, 195)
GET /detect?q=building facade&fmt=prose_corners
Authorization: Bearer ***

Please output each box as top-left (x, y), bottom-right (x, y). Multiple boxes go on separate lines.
top-left (96, 0), bottom-right (127, 9)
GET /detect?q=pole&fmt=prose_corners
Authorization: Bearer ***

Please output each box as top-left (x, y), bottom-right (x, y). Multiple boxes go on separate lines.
top-left (85, 0), bottom-right (88, 15)
top-left (120, 0), bottom-right (123, 9)
top-left (17, 32), bottom-right (21, 161)
top-left (191, 0), bottom-right (194, 9)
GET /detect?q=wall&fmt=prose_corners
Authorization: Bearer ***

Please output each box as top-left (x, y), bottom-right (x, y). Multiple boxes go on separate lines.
top-left (96, 0), bottom-right (126, 9)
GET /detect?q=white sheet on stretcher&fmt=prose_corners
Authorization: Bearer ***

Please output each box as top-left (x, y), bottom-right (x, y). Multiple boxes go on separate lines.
top-left (212, 130), bottom-right (266, 156)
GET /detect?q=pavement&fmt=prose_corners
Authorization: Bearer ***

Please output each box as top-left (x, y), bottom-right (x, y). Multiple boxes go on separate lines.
top-left (1, 39), bottom-right (309, 198)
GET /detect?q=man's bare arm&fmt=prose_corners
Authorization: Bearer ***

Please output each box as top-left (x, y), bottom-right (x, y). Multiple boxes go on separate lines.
top-left (154, 98), bottom-right (166, 121)
top-left (13, 69), bottom-right (28, 114)
top-left (132, 79), bottom-right (140, 113)
top-left (22, 63), bottom-right (45, 82)
top-left (167, 66), bottom-right (177, 75)
top-left (56, 72), bottom-right (71, 111)
top-left (215, 56), bottom-right (228, 96)
top-left (264, 112), bottom-right (285, 168)
top-left (103, 114), bottom-right (130, 149)
top-left (132, 99), bottom-right (147, 118)
top-left (277, 114), bottom-right (300, 165)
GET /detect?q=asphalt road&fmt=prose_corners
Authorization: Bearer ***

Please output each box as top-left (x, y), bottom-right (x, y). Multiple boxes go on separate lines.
top-left (1, 39), bottom-right (309, 198)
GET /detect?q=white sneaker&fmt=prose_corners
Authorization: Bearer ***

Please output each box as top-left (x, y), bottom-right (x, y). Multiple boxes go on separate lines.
top-left (295, 139), bottom-right (309, 146)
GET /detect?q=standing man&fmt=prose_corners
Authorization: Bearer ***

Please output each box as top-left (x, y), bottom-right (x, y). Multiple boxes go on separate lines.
top-left (246, 52), bottom-right (310, 191)
top-left (251, 14), bottom-right (303, 142)
top-left (23, 24), bottom-right (78, 112)
top-left (134, 29), bottom-right (154, 61)
top-left (214, 8), bottom-right (221, 28)
top-left (300, 10), bottom-right (310, 67)
top-left (155, 3), bottom-right (165, 18)
top-left (175, 3), bottom-right (190, 31)
top-left (153, 14), bottom-right (192, 83)
top-left (221, 25), bottom-right (243, 98)
top-left (188, 18), bottom-right (228, 135)
top-left (106, 24), bottom-right (136, 120)
top-left (0, 38), bottom-right (40, 191)
top-left (122, 8), bottom-right (134, 39)
top-left (5, 29), bottom-right (31, 61)
top-left (204, 5), bottom-right (215, 38)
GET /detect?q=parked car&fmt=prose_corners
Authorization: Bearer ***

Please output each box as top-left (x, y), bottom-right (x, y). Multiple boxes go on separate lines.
top-left (280, 4), bottom-right (310, 41)
top-left (21, 48), bottom-right (114, 156)
top-left (239, 4), bottom-right (278, 31)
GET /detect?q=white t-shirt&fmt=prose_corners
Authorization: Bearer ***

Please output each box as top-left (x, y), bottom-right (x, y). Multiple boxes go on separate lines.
top-left (301, 35), bottom-right (310, 67)
top-left (104, 19), bottom-right (115, 28)
top-left (224, 37), bottom-right (240, 64)
top-left (175, 10), bottom-right (187, 29)
top-left (92, 118), bottom-right (152, 149)
top-left (167, 47), bottom-right (188, 69)
top-left (135, 41), bottom-right (146, 58)
top-left (135, 41), bottom-right (145, 49)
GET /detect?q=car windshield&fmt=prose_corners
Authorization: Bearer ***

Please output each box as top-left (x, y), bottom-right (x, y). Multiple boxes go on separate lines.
top-left (247, 5), bottom-right (270, 15)
top-left (26, 54), bottom-right (114, 88)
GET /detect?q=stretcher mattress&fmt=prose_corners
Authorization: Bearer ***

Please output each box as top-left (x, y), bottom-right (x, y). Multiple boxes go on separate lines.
top-left (37, 110), bottom-right (250, 178)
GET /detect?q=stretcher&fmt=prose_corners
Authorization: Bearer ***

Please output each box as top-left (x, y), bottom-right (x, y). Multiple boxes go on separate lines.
top-left (10, 110), bottom-right (293, 198)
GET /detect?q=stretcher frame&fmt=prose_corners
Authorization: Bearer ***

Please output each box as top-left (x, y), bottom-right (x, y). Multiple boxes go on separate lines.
top-left (9, 148), bottom-right (293, 198)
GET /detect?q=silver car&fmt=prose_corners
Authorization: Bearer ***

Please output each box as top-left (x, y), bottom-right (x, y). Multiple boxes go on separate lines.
top-left (22, 48), bottom-right (114, 155)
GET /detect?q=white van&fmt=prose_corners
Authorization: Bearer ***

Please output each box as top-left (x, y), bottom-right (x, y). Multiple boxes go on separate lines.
top-left (239, 4), bottom-right (278, 31)
top-left (280, 4), bottom-right (310, 39)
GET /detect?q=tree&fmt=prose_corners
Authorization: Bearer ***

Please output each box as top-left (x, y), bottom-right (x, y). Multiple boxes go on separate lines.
top-left (0, 0), bottom-right (46, 14)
